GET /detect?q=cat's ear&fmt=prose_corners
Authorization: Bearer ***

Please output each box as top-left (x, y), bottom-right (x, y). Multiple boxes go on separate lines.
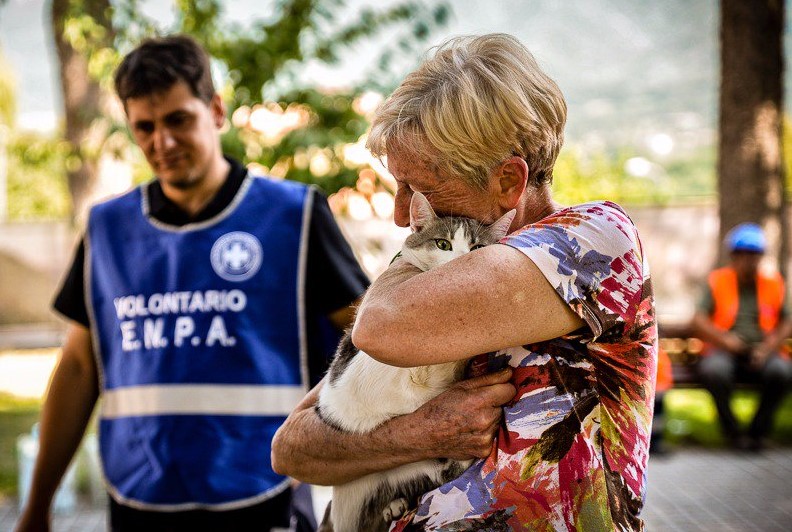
top-left (410, 192), bottom-right (437, 232)
top-left (488, 209), bottom-right (517, 240)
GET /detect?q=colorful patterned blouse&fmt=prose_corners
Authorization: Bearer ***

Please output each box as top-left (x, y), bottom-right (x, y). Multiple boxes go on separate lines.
top-left (392, 201), bottom-right (657, 531)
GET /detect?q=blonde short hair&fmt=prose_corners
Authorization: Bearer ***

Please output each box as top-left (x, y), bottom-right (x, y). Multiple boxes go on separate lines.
top-left (367, 33), bottom-right (567, 189)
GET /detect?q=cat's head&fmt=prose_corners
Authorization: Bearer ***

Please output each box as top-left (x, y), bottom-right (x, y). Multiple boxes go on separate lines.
top-left (401, 192), bottom-right (516, 272)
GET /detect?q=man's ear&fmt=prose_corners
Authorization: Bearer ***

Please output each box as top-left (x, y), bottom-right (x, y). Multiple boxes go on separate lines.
top-left (210, 93), bottom-right (226, 128)
top-left (491, 156), bottom-right (528, 210)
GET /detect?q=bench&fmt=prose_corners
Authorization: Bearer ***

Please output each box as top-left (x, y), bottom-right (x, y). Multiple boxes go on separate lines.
top-left (657, 323), bottom-right (704, 388)
top-left (657, 323), bottom-right (792, 388)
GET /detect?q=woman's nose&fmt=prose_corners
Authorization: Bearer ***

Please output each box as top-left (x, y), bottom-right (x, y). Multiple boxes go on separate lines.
top-left (393, 192), bottom-right (411, 227)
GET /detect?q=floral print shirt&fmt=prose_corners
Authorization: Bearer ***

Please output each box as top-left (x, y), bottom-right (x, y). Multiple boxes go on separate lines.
top-left (392, 201), bottom-right (657, 531)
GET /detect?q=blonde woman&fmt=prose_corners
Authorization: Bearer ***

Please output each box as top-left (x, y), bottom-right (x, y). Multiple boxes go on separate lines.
top-left (274, 33), bottom-right (656, 531)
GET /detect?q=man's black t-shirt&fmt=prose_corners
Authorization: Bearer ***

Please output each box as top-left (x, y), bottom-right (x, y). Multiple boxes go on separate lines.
top-left (54, 156), bottom-right (369, 387)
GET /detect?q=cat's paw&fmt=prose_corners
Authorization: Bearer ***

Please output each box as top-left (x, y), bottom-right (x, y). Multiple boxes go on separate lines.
top-left (383, 498), bottom-right (409, 522)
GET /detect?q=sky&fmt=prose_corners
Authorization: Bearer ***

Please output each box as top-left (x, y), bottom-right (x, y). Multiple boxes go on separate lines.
top-left (0, 0), bottom-right (765, 152)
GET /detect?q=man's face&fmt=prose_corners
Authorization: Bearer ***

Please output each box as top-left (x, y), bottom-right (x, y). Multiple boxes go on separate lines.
top-left (125, 81), bottom-right (224, 190)
top-left (386, 146), bottom-right (499, 228)
top-left (731, 251), bottom-right (763, 281)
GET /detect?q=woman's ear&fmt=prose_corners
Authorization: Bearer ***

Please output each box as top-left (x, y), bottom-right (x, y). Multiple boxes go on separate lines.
top-left (491, 156), bottom-right (528, 210)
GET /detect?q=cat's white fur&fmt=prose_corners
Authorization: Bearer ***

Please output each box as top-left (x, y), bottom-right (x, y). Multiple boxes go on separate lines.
top-left (318, 193), bottom-right (515, 532)
top-left (319, 346), bottom-right (465, 433)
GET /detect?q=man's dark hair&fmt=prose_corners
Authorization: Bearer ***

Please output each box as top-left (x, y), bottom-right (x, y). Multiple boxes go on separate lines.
top-left (114, 35), bottom-right (216, 106)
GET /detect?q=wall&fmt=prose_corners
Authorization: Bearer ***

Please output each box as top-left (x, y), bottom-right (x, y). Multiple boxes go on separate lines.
top-left (0, 221), bottom-right (76, 328)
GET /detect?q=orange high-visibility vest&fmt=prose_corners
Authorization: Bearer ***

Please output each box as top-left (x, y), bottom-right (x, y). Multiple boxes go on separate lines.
top-left (708, 267), bottom-right (785, 334)
top-left (656, 347), bottom-right (673, 392)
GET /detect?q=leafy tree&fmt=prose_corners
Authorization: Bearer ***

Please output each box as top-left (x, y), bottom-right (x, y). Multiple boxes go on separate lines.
top-left (0, 48), bottom-right (15, 127)
top-left (52, 0), bottom-right (115, 225)
top-left (0, 47), bottom-right (16, 221)
top-left (5, 133), bottom-right (71, 220)
top-left (51, 0), bottom-right (450, 223)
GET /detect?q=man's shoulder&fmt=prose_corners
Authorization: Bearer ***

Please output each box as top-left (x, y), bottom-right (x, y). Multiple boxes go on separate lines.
top-left (244, 175), bottom-right (313, 205)
top-left (89, 185), bottom-right (145, 219)
top-left (247, 174), bottom-right (311, 192)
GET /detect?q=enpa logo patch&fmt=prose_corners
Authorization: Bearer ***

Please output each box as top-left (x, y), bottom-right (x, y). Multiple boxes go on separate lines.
top-left (210, 232), bottom-right (263, 282)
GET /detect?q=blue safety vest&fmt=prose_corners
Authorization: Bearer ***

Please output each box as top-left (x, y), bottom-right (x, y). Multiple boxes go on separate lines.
top-left (85, 175), bottom-right (312, 510)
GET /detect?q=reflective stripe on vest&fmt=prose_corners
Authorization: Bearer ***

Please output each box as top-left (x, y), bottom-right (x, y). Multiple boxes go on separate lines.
top-left (101, 384), bottom-right (305, 418)
top-left (708, 267), bottom-right (785, 333)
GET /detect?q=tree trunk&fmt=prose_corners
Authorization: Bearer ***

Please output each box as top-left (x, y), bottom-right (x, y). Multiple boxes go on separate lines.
top-left (718, 0), bottom-right (787, 273)
top-left (51, 0), bottom-right (113, 225)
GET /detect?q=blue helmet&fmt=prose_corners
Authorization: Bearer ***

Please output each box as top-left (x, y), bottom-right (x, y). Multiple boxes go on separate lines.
top-left (727, 223), bottom-right (766, 253)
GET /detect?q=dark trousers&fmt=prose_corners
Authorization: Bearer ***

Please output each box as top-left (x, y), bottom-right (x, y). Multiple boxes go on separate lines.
top-left (650, 391), bottom-right (666, 452)
top-left (110, 484), bottom-right (317, 532)
top-left (698, 350), bottom-right (792, 440)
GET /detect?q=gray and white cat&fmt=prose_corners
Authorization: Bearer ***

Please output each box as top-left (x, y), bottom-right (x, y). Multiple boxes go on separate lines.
top-left (316, 192), bottom-right (515, 532)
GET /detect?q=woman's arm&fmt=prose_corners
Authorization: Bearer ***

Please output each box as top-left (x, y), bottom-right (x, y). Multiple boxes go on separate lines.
top-left (271, 369), bottom-right (515, 485)
top-left (353, 245), bottom-right (584, 367)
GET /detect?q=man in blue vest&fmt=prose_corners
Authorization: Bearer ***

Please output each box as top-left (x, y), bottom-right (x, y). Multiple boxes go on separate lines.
top-left (17, 35), bottom-right (369, 531)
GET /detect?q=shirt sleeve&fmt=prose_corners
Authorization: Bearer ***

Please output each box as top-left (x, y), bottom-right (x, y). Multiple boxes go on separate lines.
top-left (305, 191), bottom-right (370, 315)
top-left (500, 202), bottom-right (647, 340)
top-left (697, 283), bottom-right (715, 316)
top-left (304, 190), bottom-right (370, 385)
top-left (52, 237), bottom-right (90, 327)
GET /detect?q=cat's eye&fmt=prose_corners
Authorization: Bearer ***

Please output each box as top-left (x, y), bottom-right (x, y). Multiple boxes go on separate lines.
top-left (434, 239), bottom-right (452, 251)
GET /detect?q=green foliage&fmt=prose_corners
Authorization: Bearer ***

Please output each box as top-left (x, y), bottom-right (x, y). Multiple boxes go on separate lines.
top-left (226, 87), bottom-right (372, 195)
top-left (0, 48), bottom-right (15, 127)
top-left (553, 148), bottom-right (632, 205)
top-left (783, 115), bottom-right (792, 201)
top-left (0, 392), bottom-right (41, 496)
top-left (663, 146), bottom-right (717, 201)
top-left (5, 132), bottom-right (71, 220)
top-left (40, 0), bottom-right (450, 216)
top-left (92, 0), bottom-right (450, 109)
top-left (552, 147), bottom-right (715, 206)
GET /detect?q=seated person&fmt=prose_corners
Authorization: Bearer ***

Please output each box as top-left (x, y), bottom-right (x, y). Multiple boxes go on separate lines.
top-left (692, 223), bottom-right (792, 450)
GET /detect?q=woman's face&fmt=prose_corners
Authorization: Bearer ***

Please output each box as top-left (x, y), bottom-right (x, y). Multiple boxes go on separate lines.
top-left (386, 146), bottom-right (500, 228)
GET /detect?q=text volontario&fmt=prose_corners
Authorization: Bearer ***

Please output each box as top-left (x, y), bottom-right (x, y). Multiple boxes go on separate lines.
top-left (112, 290), bottom-right (247, 352)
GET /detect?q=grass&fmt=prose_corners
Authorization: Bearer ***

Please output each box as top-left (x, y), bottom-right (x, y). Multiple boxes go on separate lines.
top-left (0, 389), bottom-right (790, 498)
top-left (0, 392), bottom-right (42, 497)
top-left (663, 388), bottom-right (792, 446)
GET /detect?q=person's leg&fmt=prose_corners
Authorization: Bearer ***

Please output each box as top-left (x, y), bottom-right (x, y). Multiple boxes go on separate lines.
top-left (698, 350), bottom-right (741, 443)
top-left (748, 355), bottom-right (792, 448)
top-left (650, 391), bottom-right (669, 455)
